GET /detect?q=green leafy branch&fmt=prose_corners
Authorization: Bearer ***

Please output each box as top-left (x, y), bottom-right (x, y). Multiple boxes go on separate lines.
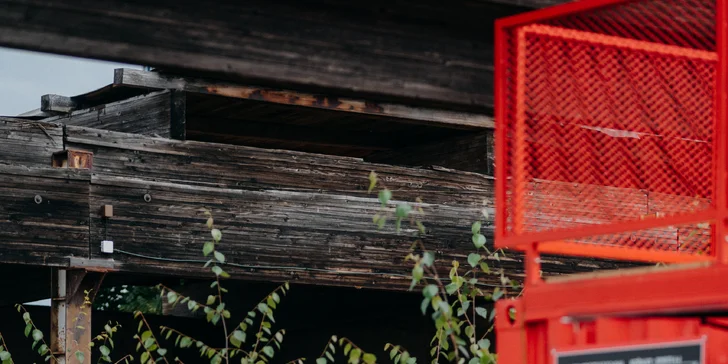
top-left (0, 332), bottom-right (14, 364)
top-left (369, 171), bottom-right (425, 234)
top-left (316, 336), bottom-right (376, 364)
top-left (159, 326), bottom-right (225, 363)
top-left (384, 343), bottom-right (416, 364)
top-left (15, 304), bottom-right (56, 363)
top-left (132, 311), bottom-right (170, 364)
top-left (89, 321), bottom-right (130, 363)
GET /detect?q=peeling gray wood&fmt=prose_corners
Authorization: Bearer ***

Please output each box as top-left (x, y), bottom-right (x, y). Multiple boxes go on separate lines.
top-left (41, 94), bottom-right (77, 113)
top-left (0, 118), bottom-right (62, 167)
top-left (43, 90), bottom-right (173, 137)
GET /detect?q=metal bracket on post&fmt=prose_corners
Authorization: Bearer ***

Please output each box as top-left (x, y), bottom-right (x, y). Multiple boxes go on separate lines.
top-left (50, 269), bottom-right (106, 364)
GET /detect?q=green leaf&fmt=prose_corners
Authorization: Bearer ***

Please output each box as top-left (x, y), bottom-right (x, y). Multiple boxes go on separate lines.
top-left (141, 331), bottom-right (152, 342)
top-left (211, 229), bottom-right (222, 242)
top-left (75, 350), bottom-right (85, 363)
top-left (157, 348), bottom-right (167, 356)
top-left (233, 330), bottom-right (246, 343)
top-left (368, 171), bottom-right (378, 193)
top-left (99, 345), bottom-right (110, 356)
top-left (471, 221), bottom-right (482, 234)
top-left (202, 242), bottom-right (214, 257)
top-left (214, 251), bottom-right (225, 263)
top-left (326, 352), bottom-right (334, 362)
top-left (316, 358), bottom-right (328, 364)
top-left (211, 266), bottom-right (223, 277)
top-left (0, 352), bottom-right (9, 360)
top-left (422, 252), bottom-right (434, 267)
top-left (492, 287), bottom-right (503, 301)
top-left (479, 262), bottom-right (491, 274)
top-left (362, 353), bottom-right (377, 364)
top-left (478, 338), bottom-right (491, 351)
top-left (467, 253), bottom-right (481, 268)
top-left (262, 346), bottom-right (275, 358)
top-left (140, 352), bottom-right (149, 364)
top-left (476, 307), bottom-right (488, 319)
top-left (472, 234), bottom-right (486, 249)
top-left (395, 203), bottom-right (411, 218)
top-left (24, 324), bottom-right (31, 337)
top-left (420, 298), bottom-right (430, 315)
top-left (445, 282), bottom-right (459, 295)
top-left (345, 343), bottom-right (352, 355)
top-left (378, 189), bottom-right (392, 206)
top-left (422, 284), bottom-right (438, 298)
top-left (258, 302), bottom-right (269, 313)
top-left (206, 217), bottom-right (214, 229)
top-left (166, 291), bottom-right (178, 304)
top-left (22, 312), bottom-right (30, 323)
top-left (32, 329), bottom-right (43, 341)
top-left (179, 337), bottom-right (192, 348)
top-left (349, 348), bottom-right (362, 364)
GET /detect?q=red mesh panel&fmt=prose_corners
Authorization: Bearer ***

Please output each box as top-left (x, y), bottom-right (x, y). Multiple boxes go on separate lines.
top-left (496, 0), bottom-right (719, 261)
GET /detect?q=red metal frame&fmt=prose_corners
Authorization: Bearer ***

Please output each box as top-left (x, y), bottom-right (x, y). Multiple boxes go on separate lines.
top-left (494, 0), bottom-right (728, 362)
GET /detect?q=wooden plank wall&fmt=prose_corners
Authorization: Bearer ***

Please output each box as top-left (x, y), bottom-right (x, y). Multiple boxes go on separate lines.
top-left (0, 119), bottom-right (89, 266)
top-left (42, 91), bottom-right (176, 137)
top-left (0, 119), bottom-right (637, 290)
top-left (63, 126), bottom-right (631, 290)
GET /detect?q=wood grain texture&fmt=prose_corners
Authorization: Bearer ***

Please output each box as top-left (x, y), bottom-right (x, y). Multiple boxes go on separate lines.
top-left (116, 69), bottom-right (494, 129)
top-left (62, 126), bottom-right (633, 290)
top-left (0, 118), bottom-right (62, 167)
top-left (0, 0), bottom-right (539, 109)
top-left (0, 165), bottom-right (90, 266)
top-left (43, 91), bottom-right (173, 137)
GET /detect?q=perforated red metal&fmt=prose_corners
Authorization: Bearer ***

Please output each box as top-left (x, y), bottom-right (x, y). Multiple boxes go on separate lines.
top-left (494, 0), bottom-right (723, 263)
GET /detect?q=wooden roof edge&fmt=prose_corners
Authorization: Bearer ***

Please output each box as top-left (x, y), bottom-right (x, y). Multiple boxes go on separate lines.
top-left (114, 68), bottom-right (494, 130)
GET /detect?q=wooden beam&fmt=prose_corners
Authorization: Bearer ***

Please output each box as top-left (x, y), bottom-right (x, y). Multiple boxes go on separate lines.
top-left (43, 90), bottom-right (175, 137)
top-left (115, 69), bottom-right (494, 130)
top-left (41, 94), bottom-right (78, 114)
top-left (170, 90), bottom-right (186, 140)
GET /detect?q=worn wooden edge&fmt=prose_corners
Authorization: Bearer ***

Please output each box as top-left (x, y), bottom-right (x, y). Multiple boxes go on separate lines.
top-left (115, 68), bottom-right (494, 130)
top-left (544, 261), bottom-right (711, 284)
top-left (42, 89), bottom-right (171, 124)
top-left (41, 94), bottom-right (77, 113)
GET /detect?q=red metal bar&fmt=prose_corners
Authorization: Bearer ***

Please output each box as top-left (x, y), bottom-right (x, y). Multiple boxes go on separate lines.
top-left (497, 208), bottom-right (717, 249)
top-left (537, 241), bottom-right (714, 263)
top-left (497, 0), bottom-right (631, 28)
top-left (522, 262), bottom-right (728, 320)
top-left (494, 19), bottom-right (508, 241)
top-left (714, 0), bottom-right (728, 264)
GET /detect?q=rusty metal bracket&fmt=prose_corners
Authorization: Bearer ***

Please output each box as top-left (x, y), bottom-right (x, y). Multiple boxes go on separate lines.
top-left (52, 149), bottom-right (93, 169)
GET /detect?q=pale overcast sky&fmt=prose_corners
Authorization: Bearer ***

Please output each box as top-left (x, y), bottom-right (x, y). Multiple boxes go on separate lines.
top-left (0, 47), bottom-right (140, 116)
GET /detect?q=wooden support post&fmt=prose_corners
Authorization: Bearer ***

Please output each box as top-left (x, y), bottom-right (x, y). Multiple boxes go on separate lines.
top-left (50, 269), bottom-right (106, 363)
top-left (170, 90), bottom-right (186, 140)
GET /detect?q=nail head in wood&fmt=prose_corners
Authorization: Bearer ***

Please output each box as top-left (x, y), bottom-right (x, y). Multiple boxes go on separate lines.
top-left (102, 205), bottom-right (113, 218)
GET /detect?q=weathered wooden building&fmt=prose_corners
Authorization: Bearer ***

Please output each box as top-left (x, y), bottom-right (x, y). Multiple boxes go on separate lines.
top-left (0, 0), bottom-right (648, 361)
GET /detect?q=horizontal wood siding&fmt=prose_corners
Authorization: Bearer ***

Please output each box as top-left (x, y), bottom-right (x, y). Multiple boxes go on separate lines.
top-left (63, 126), bottom-right (633, 290)
top-left (43, 91), bottom-right (172, 137)
top-left (0, 118), bottom-right (62, 167)
top-left (0, 166), bottom-right (90, 266)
